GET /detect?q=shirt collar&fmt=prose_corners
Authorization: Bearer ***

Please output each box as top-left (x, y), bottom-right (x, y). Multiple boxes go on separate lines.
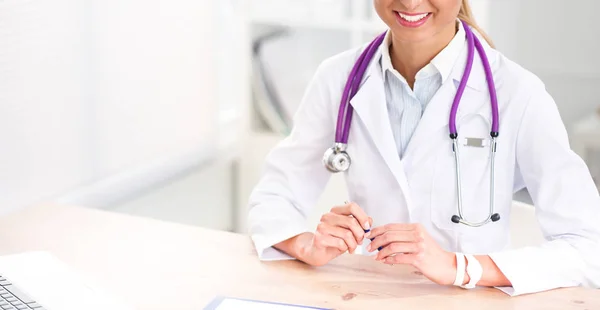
top-left (379, 20), bottom-right (466, 84)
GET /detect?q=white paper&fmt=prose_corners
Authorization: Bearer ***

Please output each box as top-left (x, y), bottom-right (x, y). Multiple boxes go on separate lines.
top-left (215, 298), bottom-right (321, 310)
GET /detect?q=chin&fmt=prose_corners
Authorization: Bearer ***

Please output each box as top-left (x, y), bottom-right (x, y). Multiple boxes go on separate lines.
top-left (390, 30), bottom-right (436, 43)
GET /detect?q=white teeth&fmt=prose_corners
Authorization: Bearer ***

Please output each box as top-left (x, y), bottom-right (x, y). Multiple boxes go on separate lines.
top-left (398, 12), bottom-right (429, 22)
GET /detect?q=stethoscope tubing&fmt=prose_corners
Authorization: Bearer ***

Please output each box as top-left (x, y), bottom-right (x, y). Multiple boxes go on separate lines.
top-left (328, 20), bottom-right (501, 226)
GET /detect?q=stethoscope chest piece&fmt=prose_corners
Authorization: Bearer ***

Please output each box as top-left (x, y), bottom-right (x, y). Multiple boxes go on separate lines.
top-left (323, 143), bottom-right (351, 173)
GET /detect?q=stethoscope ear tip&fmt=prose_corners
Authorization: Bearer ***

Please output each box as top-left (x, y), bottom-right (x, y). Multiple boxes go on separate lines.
top-left (451, 215), bottom-right (461, 224)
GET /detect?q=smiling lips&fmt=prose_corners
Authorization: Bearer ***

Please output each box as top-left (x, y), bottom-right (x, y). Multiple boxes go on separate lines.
top-left (395, 11), bottom-right (431, 28)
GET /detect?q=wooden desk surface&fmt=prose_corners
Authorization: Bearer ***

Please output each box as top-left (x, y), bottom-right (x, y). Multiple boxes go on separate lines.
top-left (0, 205), bottom-right (597, 310)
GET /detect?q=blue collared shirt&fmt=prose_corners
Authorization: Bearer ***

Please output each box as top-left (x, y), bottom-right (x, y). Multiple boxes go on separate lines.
top-left (379, 21), bottom-right (466, 158)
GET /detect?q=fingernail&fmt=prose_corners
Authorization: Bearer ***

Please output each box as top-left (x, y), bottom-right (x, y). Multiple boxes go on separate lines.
top-left (364, 222), bottom-right (370, 230)
top-left (364, 232), bottom-right (371, 238)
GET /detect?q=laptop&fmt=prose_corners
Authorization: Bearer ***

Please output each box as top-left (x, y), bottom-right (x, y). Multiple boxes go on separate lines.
top-left (0, 251), bottom-right (134, 310)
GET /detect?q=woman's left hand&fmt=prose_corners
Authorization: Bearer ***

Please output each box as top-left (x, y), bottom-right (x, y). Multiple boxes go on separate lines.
top-left (365, 223), bottom-right (457, 286)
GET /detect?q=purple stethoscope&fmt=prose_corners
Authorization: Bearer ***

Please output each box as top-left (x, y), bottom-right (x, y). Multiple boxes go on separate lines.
top-left (323, 20), bottom-right (501, 227)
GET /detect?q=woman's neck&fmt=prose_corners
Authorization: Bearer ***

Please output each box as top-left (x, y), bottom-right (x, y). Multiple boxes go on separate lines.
top-left (389, 23), bottom-right (458, 89)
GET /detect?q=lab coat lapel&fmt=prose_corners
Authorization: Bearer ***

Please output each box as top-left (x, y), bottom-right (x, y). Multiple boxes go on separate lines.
top-left (349, 62), bottom-right (415, 210)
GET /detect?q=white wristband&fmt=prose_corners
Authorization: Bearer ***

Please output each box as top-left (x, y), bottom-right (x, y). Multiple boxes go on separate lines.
top-left (461, 254), bottom-right (483, 289)
top-left (453, 253), bottom-right (466, 286)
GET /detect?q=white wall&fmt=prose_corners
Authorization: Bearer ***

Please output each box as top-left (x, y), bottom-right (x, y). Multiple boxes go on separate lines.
top-left (0, 0), bottom-right (92, 214)
top-left (87, 0), bottom-right (218, 181)
top-left (112, 0), bottom-right (250, 232)
top-left (0, 0), bottom-right (219, 214)
top-left (488, 0), bottom-right (600, 134)
top-left (217, 0), bottom-right (252, 149)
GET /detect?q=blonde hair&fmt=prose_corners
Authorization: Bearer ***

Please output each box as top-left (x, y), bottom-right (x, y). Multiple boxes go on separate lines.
top-left (458, 0), bottom-right (495, 48)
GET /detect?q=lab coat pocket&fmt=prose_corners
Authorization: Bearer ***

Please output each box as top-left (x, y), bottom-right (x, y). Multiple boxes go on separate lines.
top-left (430, 113), bottom-right (504, 252)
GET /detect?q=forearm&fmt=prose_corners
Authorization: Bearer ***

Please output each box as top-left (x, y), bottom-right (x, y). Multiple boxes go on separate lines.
top-left (274, 232), bottom-right (313, 261)
top-left (456, 255), bottom-right (512, 287)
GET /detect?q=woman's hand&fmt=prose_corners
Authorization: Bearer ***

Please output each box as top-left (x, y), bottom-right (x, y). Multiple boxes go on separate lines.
top-left (297, 202), bottom-right (372, 266)
top-left (365, 223), bottom-right (457, 285)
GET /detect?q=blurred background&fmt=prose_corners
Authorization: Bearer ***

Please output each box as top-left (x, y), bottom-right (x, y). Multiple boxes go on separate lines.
top-left (1, 0), bottom-right (599, 244)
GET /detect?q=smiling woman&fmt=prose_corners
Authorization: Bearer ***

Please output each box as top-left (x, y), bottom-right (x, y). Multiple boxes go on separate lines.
top-left (247, 0), bottom-right (600, 298)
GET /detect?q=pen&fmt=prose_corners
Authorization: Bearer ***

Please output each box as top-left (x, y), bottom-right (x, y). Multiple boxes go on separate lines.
top-left (345, 201), bottom-right (381, 251)
top-left (364, 228), bottom-right (382, 251)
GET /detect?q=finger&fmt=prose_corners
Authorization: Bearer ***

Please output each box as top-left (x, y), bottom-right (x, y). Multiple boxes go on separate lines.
top-left (316, 223), bottom-right (357, 253)
top-left (323, 224), bottom-right (358, 254)
top-left (383, 253), bottom-right (419, 265)
top-left (344, 201), bottom-right (372, 231)
top-left (368, 230), bottom-right (423, 252)
top-left (366, 223), bottom-right (415, 239)
top-left (375, 242), bottom-right (421, 261)
top-left (315, 232), bottom-right (348, 253)
top-left (321, 213), bottom-right (365, 244)
top-left (331, 202), bottom-right (370, 231)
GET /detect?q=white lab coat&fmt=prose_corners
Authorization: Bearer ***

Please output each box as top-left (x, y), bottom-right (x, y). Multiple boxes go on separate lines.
top-left (247, 30), bottom-right (600, 296)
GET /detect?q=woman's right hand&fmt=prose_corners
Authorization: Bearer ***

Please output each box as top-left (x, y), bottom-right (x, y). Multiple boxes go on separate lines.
top-left (298, 202), bottom-right (372, 266)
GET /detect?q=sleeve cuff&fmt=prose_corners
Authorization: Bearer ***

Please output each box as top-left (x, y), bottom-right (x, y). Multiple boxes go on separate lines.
top-left (493, 286), bottom-right (518, 297)
top-left (489, 244), bottom-right (582, 296)
top-left (488, 251), bottom-right (527, 296)
top-left (251, 226), bottom-right (309, 261)
top-left (257, 246), bottom-right (296, 261)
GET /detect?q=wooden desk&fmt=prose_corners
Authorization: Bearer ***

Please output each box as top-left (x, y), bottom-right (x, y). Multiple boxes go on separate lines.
top-left (0, 205), bottom-right (597, 310)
